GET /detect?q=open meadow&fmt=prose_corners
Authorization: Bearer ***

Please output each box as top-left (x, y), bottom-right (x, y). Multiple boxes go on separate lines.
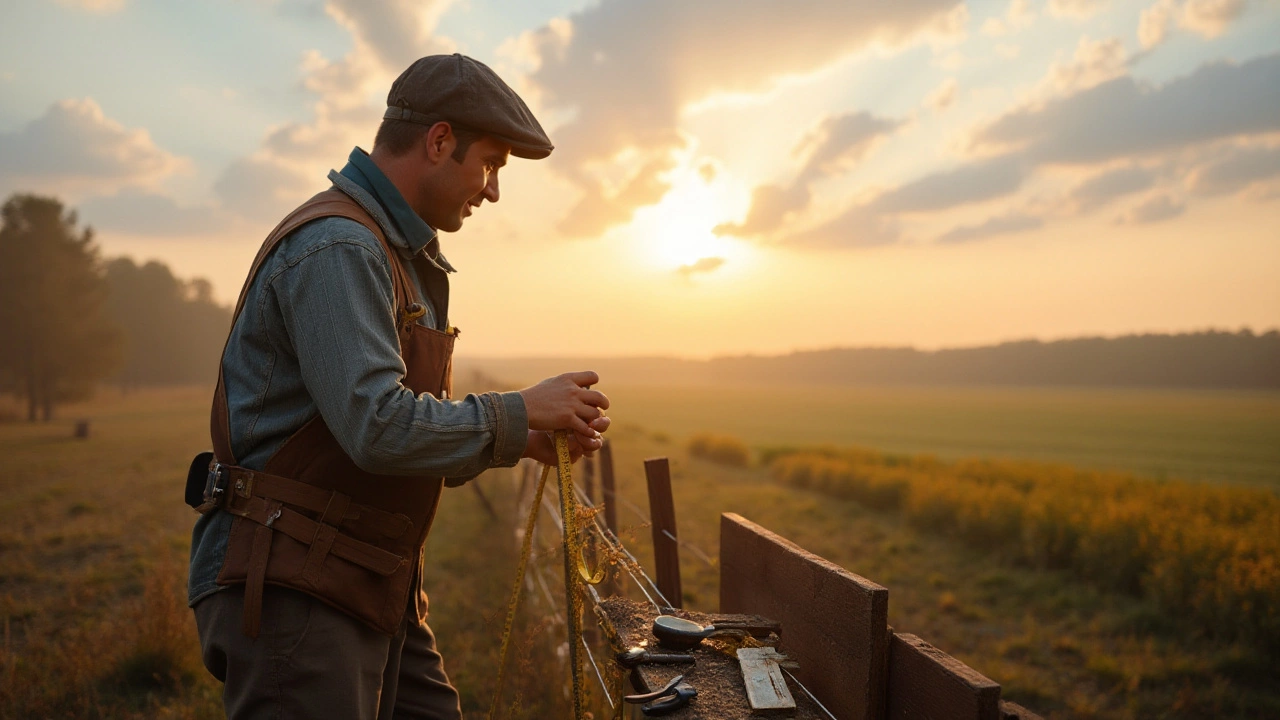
top-left (1, 385), bottom-right (1277, 719)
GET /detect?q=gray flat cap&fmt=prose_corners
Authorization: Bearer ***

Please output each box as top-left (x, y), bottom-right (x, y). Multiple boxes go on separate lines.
top-left (385, 54), bottom-right (553, 160)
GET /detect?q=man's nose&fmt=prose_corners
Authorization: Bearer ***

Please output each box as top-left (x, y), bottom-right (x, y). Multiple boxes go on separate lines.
top-left (482, 174), bottom-right (500, 203)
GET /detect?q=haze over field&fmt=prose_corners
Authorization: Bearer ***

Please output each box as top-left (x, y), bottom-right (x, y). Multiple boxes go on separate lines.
top-left (2, 0), bottom-right (1278, 358)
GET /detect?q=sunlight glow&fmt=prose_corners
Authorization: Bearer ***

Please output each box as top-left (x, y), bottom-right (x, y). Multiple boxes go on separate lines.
top-left (628, 161), bottom-right (752, 273)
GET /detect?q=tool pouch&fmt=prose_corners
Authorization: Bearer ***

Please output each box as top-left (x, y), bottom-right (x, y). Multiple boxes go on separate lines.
top-left (185, 451), bottom-right (217, 510)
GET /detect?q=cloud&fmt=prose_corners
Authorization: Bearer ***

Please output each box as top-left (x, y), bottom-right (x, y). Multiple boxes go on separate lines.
top-left (0, 98), bottom-right (185, 197)
top-left (520, 0), bottom-right (963, 236)
top-left (78, 189), bottom-right (232, 236)
top-left (1139, 0), bottom-right (1247, 49)
top-left (214, 156), bottom-right (314, 223)
top-left (1039, 35), bottom-right (1128, 98)
top-left (982, 0), bottom-right (1036, 37)
top-left (53, 0), bottom-right (125, 13)
top-left (1189, 145), bottom-right (1280, 196)
top-left (974, 52), bottom-right (1280, 164)
top-left (1048, 0), bottom-right (1107, 20)
top-left (676, 256), bottom-right (725, 276)
top-left (937, 212), bottom-right (1043, 243)
top-left (927, 78), bottom-right (959, 113)
top-left (1069, 165), bottom-right (1159, 210)
top-left (874, 155), bottom-right (1029, 213)
top-left (211, 1), bottom-right (457, 222)
top-left (1118, 193), bottom-right (1185, 223)
top-left (1180, 0), bottom-right (1246, 38)
top-left (786, 203), bottom-right (901, 249)
top-left (716, 111), bottom-right (902, 237)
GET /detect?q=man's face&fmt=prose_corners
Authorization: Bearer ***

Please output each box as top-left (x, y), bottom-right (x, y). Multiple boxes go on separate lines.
top-left (419, 133), bottom-right (510, 233)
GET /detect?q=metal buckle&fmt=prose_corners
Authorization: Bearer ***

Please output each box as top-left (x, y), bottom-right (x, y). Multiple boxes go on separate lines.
top-left (204, 462), bottom-right (228, 504)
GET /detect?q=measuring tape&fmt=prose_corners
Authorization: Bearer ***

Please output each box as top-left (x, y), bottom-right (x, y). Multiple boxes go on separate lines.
top-left (489, 430), bottom-right (604, 720)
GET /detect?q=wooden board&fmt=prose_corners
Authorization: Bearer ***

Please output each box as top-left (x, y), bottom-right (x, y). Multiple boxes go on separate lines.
top-left (720, 512), bottom-right (889, 720)
top-left (737, 647), bottom-right (796, 715)
top-left (886, 633), bottom-right (1001, 720)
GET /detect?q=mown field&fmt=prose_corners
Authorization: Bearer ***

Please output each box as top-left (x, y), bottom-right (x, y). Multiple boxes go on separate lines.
top-left (594, 383), bottom-right (1280, 486)
top-left (1, 385), bottom-right (1278, 718)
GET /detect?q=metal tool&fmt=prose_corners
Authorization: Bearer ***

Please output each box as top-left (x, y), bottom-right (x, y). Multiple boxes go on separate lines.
top-left (651, 615), bottom-right (779, 651)
top-left (624, 674), bottom-right (698, 717)
top-left (615, 646), bottom-right (696, 669)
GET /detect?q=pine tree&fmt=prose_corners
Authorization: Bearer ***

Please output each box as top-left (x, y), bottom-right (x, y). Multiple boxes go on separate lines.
top-left (0, 194), bottom-right (121, 421)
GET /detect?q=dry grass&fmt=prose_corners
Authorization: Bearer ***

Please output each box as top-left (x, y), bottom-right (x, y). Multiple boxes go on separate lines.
top-left (686, 432), bottom-right (751, 467)
top-left (766, 447), bottom-right (1280, 651)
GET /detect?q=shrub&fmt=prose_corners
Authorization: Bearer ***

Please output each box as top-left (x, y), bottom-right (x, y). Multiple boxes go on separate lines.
top-left (687, 432), bottom-right (751, 467)
top-left (768, 447), bottom-right (1280, 651)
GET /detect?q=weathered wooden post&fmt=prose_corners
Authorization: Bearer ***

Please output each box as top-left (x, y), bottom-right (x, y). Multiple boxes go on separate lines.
top-left (644, 457), bottom-right (682, 609)
top-left (598, 440), bottom-right (621, 596)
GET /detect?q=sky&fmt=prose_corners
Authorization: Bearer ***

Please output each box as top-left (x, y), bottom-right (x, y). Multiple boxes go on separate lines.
top-left (1, 0), bottom-right (1278, 358)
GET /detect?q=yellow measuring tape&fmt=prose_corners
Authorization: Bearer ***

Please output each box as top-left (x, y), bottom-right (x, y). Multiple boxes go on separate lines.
top-left (489, 430), bottom-right (604, 720)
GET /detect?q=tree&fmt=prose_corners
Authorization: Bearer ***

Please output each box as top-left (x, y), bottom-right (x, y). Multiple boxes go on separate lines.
top-left (0, 194), bottom-right (121, 421)
top-left (104, 257), bottom-right (230, 388)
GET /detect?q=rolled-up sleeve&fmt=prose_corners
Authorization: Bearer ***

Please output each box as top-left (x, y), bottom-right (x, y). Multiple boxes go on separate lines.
top-left (267, 235), bottom-right (527, 480)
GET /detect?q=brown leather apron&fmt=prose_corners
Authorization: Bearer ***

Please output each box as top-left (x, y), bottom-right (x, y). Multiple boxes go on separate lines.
top-left (206, 188), bottom-right (456, 638)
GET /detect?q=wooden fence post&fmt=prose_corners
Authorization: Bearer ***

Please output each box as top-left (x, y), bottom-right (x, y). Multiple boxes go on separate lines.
top-left (644, 457), bottom-right (682, 609)
top-left (599, 440), bottom-right (618, 535)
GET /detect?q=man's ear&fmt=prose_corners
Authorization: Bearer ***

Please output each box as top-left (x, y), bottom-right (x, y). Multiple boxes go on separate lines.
top-left (422, 121), bottom-right (455, 164)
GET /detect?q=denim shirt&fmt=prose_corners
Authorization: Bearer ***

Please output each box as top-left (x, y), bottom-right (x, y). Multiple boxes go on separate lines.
top-left (188, 163), bottom-right (528, 606)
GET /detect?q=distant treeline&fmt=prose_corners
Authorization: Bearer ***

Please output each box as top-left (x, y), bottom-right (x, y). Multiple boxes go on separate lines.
top-left (461, 330), bottom-right (1280, 389)
top-left (104, 258), bottom-right (231, 389)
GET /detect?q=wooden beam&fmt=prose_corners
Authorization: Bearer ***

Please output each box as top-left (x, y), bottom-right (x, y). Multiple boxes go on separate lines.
top-left (720, 513), bottom-right (889, 720)
top-left (644, 457), bottom-right (682, 609)
top-left (887, 633), bottom-right (1001, 720)
top-left (737, 647), bottom-right (796, 715)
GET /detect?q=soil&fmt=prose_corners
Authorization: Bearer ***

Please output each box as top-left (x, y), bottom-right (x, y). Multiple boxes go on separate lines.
top-left (595, 597), bottom-right (829, 719)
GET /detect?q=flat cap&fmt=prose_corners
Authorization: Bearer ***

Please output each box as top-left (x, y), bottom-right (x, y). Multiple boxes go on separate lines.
top-left (385, 54), bottom-right (553, 160)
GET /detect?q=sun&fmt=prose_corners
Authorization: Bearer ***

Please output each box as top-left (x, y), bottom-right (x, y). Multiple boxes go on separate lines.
top-left (629, 165), bottom-right (748, 271)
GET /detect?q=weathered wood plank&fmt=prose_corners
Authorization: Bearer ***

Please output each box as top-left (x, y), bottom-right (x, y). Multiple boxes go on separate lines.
top-left (720, 513), bottom-right (889, 720)
top-left (738, 648), bottom-right (796, 715)
top-left (887, 633), bottom-right (1001, 720)
top-left (645, 457), bottom-right (683, 608)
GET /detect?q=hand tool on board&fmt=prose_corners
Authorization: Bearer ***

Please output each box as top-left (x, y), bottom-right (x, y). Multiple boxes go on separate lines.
top-left (615, 646), bottom-right (696, 669)
top-left (624, 674), bottom-right (698, 717)
top-left (651, 615), bottom-right (781, 651)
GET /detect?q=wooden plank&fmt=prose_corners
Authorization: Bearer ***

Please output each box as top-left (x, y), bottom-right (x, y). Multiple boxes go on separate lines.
top-left (998, 701), bottom-right (1045, 720)
top-left (887, 633), bottom-right (1000, 720)
top-left (645, 457), bottom-right (683, 608)
top-left (737, 648), bottom-right (796, 715)
top-left (720, 513), bottom-right (888, 720)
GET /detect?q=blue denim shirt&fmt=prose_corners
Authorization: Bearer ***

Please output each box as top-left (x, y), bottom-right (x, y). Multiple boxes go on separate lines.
top-left (188, 158), bottom-right (528, 606)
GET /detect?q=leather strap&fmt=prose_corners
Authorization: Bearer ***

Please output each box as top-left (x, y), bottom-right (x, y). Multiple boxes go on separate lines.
top-left (241, 501), bottom-right (281, 638)
top-left (221, 463), bottom-right (412, 539)
top-left (226, 495), bottom-right (404, 576)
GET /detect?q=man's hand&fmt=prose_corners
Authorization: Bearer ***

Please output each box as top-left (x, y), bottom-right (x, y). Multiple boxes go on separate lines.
top-left (519, 371), bottom-right (610, 436)
top-left (519, 371), bottom-right (610, 465)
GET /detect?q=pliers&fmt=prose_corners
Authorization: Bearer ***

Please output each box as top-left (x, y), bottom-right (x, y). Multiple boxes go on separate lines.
top-left (624, 674), bottom-right (698, 716)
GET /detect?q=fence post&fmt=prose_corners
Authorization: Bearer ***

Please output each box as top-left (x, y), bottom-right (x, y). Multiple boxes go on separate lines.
top-left (599, 440), bottom-right (618, 535)
top-left (644, 457), bottom-right (682, 609)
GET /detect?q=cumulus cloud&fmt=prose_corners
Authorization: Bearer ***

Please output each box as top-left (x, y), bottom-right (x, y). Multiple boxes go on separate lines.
top-left (937, 212), bottom-right (1043, 243)
top-left (1139, 0), bottom-right (1247, 49)
top-left (1069, 165), bottom-right (1159, 210)
top-left (0, 98), bottom-right (185, 196)
top-left (78, 189), bottom-right (232, 236)
top-left (1049, 0), bottom-right (1108, 20)
top-left (1118, 193), bottom-right (1185, 223)
top-left (974, 52), bottom-right (1280, 164)
top-left (676, 256), bottom-right (726, 276)
top-left (1039, 36), bottom-right (1128, 98)
top-left (211, 0), bottom-right (457, 222)
top-left (715, 112), bottom-right (902, 237)
top-left (982, 0), bottom-right (1036, 36)
top-left (1189, 145), bottom-right (1280, 196)
top-left (520, 0), bottom-right (962, 236)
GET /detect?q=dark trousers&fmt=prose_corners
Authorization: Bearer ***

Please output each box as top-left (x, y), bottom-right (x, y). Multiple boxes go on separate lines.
top-left (194, 585), bottom-right (463, 720)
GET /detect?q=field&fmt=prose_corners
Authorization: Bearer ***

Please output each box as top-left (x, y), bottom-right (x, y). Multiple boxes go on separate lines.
top-left (1, 385), bottom-right (1277, 718)
top-left (595, 383), bottom-right (1280, 486)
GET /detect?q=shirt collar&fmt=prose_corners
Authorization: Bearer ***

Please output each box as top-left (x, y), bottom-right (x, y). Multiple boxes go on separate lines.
top-left (338, 147), bottom-right (443, 261)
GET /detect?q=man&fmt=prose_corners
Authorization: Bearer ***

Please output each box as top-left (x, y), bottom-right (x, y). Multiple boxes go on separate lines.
top-left (187, 53), bottom-right (610, 719)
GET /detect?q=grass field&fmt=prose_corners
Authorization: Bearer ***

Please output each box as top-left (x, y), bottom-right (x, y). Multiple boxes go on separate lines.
top-left (1, 385), bottom-right (1277, 718)
top-left (596, 384), bottom-right (1280, 486)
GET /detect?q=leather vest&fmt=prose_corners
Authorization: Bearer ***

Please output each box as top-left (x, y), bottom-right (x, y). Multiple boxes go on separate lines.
top-left (208, 188), bottom-right (456, 638)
